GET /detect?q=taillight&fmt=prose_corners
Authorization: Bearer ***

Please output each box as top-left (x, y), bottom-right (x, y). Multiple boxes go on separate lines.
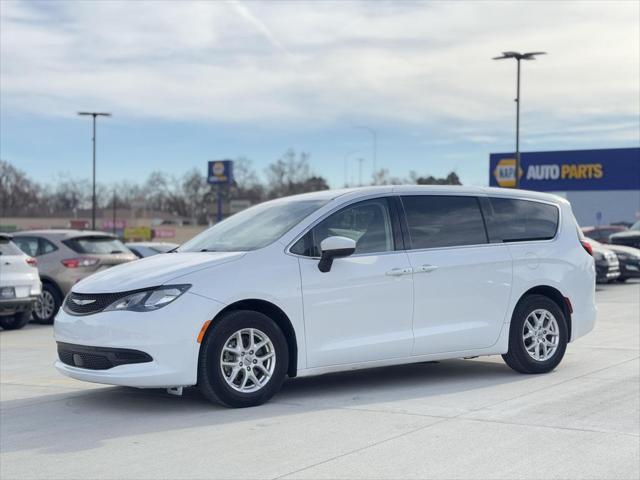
top-left (580, 240), bottom-right (593, 256)
top-left (26, 257), bottom-right (37, 267)
top-left (61, 257), bottom-right (99, 268)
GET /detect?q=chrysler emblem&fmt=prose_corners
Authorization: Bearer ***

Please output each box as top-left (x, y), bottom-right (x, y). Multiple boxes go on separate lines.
top-left (72, 298), bottom-right (96, 306)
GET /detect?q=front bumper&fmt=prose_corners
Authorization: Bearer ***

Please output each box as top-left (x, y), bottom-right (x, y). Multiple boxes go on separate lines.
top-left (595, 264), bottom-right (620, 283)
top-left (620, 259), bottom-right (640, 279)
top-left (53, 292), bottom-right (225, 388)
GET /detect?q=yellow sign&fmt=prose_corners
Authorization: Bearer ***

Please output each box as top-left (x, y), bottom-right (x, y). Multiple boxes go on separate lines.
top-left (124, 226), bottom-right (152, 241)
top-left (493, 158), bottom-right (524, 188)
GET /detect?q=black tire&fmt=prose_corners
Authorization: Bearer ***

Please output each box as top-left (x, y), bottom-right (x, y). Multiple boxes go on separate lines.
top-left (198, 310), bottom-right (289, 408)
top-left (616, 277), bottom-right (627, 283)
top-left (502, 294), bottom-right (568, 374)
top-left (32, 283), bottom-right (62, 324)
top-left (0, 308), bottom-right (33, 330)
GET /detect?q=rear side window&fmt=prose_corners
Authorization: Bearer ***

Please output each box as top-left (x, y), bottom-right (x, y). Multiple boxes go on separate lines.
top-left (13, 237), bottom-right (58, 256)
top-left (13, 237), bottom-right (39, 256)
top-left (0, 238), bottom-right (23, 255)
top-left (401, 195), bottom-right (488, 249)
top-left (486, 198), bottom-right (559, 242)
top-left (63, 236), bottom-right (129, 254)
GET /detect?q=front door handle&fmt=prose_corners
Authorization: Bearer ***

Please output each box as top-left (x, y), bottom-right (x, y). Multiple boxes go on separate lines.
top-left (386, 267), bottom-right (413, 277)
top-left (418, 264), bottom-right (439, 273)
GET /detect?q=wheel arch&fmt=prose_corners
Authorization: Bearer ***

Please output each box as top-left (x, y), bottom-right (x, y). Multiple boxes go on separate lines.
top-left (39, 276), bottom-right (63, 298)
top-left (518, 285), bottom-right (572, 341)
top-left (205, 299), bottom-right (299, 378)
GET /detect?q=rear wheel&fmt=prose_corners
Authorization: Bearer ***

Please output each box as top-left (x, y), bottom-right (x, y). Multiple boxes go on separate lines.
top-left (0, 308), bottom-right (33, 330)
top-left (502, 295), bottom-right (568, 374)
top-left (198, 310), bottom-right (288, 408)
top-left (32, 283), bottom-right (61, 324)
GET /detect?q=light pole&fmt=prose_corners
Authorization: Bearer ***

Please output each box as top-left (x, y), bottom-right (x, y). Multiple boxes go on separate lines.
top-left (493, 51), bottom-right (545, 188)
top-left (343, 149), bottom-right (360, 187)
top-left (355, 126), bottom-right (377, 179)
top-left (78, 111), bottom-right (111, 230)
top-left (356, 157), bottom-right (365, 186)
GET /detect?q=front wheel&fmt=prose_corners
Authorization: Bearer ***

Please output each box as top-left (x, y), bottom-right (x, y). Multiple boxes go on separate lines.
top-left (502, 295), bottom-right (568, 374)
top-left (198, 310), bottom-right (289, 408)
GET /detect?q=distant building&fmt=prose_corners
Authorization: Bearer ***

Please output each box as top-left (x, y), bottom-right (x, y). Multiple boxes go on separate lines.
top-left (490, 147), bottom-right (640, 226)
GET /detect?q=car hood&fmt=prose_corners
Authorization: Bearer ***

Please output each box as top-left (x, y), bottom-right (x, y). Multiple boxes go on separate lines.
top-left (611, 230), bottom-right (640, 239)
top-left (72, 251), bottom-right (246, 294)
top-left (606, 244), bottom-right (640, 257)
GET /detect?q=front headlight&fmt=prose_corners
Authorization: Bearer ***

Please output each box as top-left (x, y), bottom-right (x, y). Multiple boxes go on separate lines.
top-left (104, 285), bottom-right (190, 312)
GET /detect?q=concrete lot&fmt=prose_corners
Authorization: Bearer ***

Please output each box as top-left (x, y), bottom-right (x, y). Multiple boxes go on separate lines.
top-left (1, 281), bottom-right (638, 480)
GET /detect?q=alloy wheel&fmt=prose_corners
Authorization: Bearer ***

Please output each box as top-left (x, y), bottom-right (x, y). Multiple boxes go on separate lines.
top-left (35, 290), bottom-right (56, 320)
top-left (220, 328), bottom-right (276, 393)
top-left (522, 308), bottom-right (559, 361)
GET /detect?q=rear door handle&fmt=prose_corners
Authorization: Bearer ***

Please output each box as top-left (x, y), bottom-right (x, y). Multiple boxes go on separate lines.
top-left (386, 267), bottom-right (413, 276)
top-left (418, 264), bottom-right (439, 273)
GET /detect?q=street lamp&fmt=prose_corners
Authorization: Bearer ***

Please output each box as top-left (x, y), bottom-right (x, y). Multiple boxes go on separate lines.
top-left (355, 126), bottom-right (377, 178)
top-left (356, 157), bottom-right (365, 187)
top-left (343, 149), bottom-right (360, 187)
top-left (78, 111), bottom-right (111, 230)
top-left (493, 51), bottom-right (546, 188)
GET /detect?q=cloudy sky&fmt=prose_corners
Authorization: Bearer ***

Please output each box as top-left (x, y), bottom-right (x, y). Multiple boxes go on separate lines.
top-left (1, 0), bottom-right (638, 188)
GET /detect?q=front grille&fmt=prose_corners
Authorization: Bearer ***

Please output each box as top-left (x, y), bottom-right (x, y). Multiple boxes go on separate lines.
top-left (57, 342), bottom-right (153, 370)
top-left (64, 290), bottom-right (139, 315)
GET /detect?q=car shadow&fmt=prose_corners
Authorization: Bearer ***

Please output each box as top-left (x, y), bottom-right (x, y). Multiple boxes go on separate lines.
top-left (1, 358), bottom-right (528, 455)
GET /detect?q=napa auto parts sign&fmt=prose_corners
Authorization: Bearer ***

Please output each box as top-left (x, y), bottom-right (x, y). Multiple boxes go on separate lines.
top-left (490, 147), bottom-right (640, 191)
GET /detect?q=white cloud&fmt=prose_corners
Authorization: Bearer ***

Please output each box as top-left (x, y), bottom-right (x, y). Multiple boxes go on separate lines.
top-left (1, 0), bottom-right (638, 143)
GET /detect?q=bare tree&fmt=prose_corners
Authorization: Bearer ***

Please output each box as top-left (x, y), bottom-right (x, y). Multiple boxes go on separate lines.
top-left (265, 149), bottom-right (328, 198)
top-left (0, 160), bottom-right (42, 217)
top-left (231, 157), bottom-right (265, 203)
top-left (181, 168), bottom-right (211, 224)
top-left (370, 168), bottom-right (408, 185)
top-left (414, 171), bottom-right (461, 185)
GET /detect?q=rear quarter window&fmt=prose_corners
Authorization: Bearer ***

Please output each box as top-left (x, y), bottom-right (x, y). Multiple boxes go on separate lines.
top-left (485, 197), bottom-right (559, 243)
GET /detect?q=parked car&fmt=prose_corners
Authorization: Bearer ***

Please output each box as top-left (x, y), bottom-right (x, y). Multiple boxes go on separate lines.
top-left (0, 234), bottom-right (41, 330)
top-left (126, 242), bottom-right (179, 258)
top-left (587, 241), bottom-right (621, 283)
top-left (12, 230), bottom-right (137, 324)
top-left (610, 220), bottom-right (640, 249)
top-left (586, 237), bottom-right (640, 282)
top-left (581, 225), bottom-right (627, 244)
top-left (54, 186), bottom-right (596, 408)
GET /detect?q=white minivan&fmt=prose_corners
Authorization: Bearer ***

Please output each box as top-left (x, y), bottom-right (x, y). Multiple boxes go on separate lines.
top-left (54, 186), bottom-right (596, 407)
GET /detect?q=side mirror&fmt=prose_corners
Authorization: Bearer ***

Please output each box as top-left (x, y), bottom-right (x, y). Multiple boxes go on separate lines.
top-left (318, 236), bottom-right (356, 272)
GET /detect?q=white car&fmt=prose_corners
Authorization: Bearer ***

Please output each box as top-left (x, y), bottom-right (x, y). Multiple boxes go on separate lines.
top-left (54, 186), bottom-right (597, 407)
top-left (0, 234), bottom-right (42, 330)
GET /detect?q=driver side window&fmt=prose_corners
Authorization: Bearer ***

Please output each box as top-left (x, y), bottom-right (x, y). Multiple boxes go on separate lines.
top-left (292, 198), bottom-right (395, 257)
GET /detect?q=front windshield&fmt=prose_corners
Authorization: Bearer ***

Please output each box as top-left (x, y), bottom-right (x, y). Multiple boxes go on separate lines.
top-left (631, 221), bottom-right (640, 231)
top-left (178, 199), bottom-right (328, 252)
